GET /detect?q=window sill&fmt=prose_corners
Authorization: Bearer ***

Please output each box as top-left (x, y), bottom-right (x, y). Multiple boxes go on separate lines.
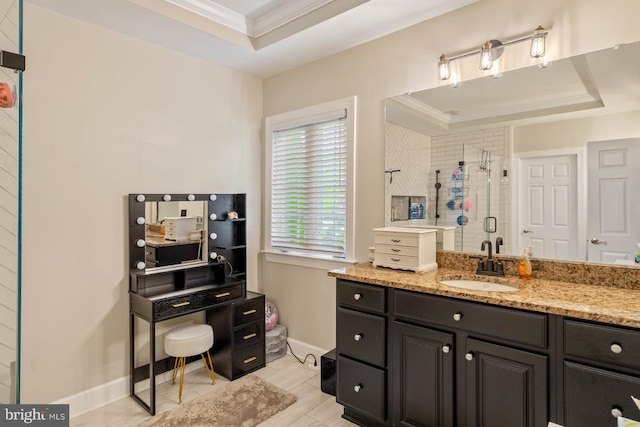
top-left (262, 250), bottom-right (357, 270)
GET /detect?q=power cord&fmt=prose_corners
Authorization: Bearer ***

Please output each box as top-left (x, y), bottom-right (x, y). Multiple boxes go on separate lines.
top-left (286, 340), bottom-right (317, 366)
top-left (216, 254), bottom-right (234, 277)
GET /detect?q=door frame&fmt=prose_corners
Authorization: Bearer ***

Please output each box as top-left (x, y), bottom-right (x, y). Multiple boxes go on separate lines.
top-left (512, 147), bottom-right (587, 260)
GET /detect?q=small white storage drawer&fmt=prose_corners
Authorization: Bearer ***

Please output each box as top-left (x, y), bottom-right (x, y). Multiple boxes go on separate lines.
top-left (373, 227), bottom-right (437, 272)
top-left (375, 243), bottom-right (419, 257)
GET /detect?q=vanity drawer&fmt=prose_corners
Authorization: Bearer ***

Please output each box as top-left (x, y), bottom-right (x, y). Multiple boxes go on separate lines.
top-left (563, 319), bottom-right (640, 370)
top-left (153, 283), bottom-right (243, 321)
top-left (337, 279), bottom-right (386, 314)
top-left (564, 361), bottom-right (640, 426)
top-left (393, 290), bottom-right (547, 348)
top-left (337, 355), bottom-right (386, 422)
top-left (375, 243), bottom-right (419, 257)
top-left (233, 321), bottom-right (265, 351)
top-left (233, 294), bottom-right (265, 326)
top-left (231, 342), bottom-right (265, 378)
top-left (337, 307), bottom-right (386, 367)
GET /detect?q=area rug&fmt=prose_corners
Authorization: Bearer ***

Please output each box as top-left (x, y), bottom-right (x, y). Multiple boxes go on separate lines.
top-left (137, 374), bottom-right (297, 427)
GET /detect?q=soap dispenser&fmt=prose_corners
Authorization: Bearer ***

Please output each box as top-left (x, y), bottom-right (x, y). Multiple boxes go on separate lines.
top-left (518, 248), bottom-right (532, 280)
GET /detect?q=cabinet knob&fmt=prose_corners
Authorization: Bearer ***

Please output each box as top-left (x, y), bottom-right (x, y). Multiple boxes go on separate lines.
top-left (353, 293), bottom-right (362, 301)
top-left (453, 312), bottom-right (463, 321)
top-left (354, 384), bottom-right (362, 393)
top-left (442, 345), bottom-right (451, 354)
top-left (611, 407), bottom-right (623, 418)
top-left (465, 352), bottom-right (474, 361)
top-left (354, 334), bottom-right (362, 341)
top-left (611, 343), bottom-right (623, 354)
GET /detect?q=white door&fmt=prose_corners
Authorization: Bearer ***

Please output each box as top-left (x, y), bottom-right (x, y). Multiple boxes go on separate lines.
top-left (587, 138), bottom-right (640, 264)
top-left (518, 154), bottom-right (579, 260)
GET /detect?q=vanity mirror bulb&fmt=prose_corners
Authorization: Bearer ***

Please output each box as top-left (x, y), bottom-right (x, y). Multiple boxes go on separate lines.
top-left (163, 194), bottom-right (172, 201)
top-left (209, 213), bottom-right (217, 221)
top-left (209, 194), bottom-right (217, 201)
top-left (209, 232), bottom-right (217, 240)
top-left (136, 239), bottom-right (146, 248)
top-left (136, 261), bottom-right (145, 270)
top-left (136, 194), bottom-right (145, 202)
top-left (187, 194), bottom-right (195, 201)
top-left (136, 217), bottom-right (146, 225)
top-left (209, 252), bottom-right (218, 260)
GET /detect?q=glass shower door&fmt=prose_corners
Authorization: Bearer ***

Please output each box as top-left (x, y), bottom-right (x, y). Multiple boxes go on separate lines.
top-left (0, 0), bottom-right (22, 404)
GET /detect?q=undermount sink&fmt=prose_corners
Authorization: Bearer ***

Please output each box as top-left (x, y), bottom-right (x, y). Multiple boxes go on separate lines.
top-left (439, 279), bottom-right (520, 292)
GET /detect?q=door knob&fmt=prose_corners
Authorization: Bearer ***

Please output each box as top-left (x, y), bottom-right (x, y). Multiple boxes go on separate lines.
top-left (354, 384), bottom-right (362, 393)
top-left (353, 293), bottom-right (361, 300)
top-left (611, 407), bottom-right (623, 418)
top-left (442, 345), bottom-right (451, 354)
top-left (465, 352), bottom-right (474, 361)
top-left (354, 334), bottom-right (362, 341)
top-left (453, 312), bottom-right (462, 321)
top-left (590, 238), bottom-right (607, 245)
top-left (523, 229), bottom-right (533, 234)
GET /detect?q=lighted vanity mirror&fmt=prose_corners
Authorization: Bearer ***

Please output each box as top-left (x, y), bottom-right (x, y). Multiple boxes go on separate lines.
top-left (128, 194), bottom-right (218, 273)
top-left (385, 40), bottom-right (640, 265)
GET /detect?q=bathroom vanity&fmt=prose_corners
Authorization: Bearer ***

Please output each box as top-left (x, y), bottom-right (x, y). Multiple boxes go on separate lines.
top-left (330, 258), bottom-right (640, 427)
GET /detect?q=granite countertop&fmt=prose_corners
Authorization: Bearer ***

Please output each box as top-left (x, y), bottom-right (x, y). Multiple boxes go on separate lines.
top-left (328, 263), bottom-right (640, 328)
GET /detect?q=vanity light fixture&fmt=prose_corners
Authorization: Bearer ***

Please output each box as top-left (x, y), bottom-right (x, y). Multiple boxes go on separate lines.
top-left (136, 194), bottom-right (146, 202)
top-left (163, 194), bottom-right (172, 201)
top-left (136, 239), bottom-right (146, 248)
top-left (210, 232), bottom-right (217, 240)
top-left (437, 25), bottom-right (548, 81)
top-left (136, 261), bottom-right (146, 270)
top-left (136, 217), bottom-right (146, 225)
top-left (187, 194), bottom-right (195, 201)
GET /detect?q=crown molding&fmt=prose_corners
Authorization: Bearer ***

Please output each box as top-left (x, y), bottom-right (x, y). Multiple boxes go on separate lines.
top-left (249, 0), bottom-right (334, 38)
top-left (165, 0), bottom-right (248, 34)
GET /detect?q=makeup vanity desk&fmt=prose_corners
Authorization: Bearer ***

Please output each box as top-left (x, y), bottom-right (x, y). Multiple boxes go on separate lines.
top-left (129, 262), bottom-right (265, 415)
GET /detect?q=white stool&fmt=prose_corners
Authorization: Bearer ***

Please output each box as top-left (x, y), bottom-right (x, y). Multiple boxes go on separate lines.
top-left (164, 324), bottom-right (215, 403)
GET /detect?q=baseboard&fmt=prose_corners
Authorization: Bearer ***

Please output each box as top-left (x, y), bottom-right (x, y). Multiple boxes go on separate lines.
top-left (54, 360), bottom-right (203, 419)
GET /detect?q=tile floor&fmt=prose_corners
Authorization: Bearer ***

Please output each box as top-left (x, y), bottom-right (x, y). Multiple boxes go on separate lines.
top-left (70, 354), bottom-right (359, 426)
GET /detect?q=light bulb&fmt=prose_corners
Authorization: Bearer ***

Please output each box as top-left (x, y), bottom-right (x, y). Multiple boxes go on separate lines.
top-left (438, 54), bottom-right (451, 81)
top-left (530, 26), bottom-right (546, 58)
top-left (479, 41), bottom-right (493, 70)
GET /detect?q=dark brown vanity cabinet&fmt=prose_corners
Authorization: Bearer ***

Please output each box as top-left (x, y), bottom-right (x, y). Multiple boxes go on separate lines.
top-left (336, 279), bottom-right (389, 427)
top-left (560, 319), bottom-right (640, 426)
top-left (391, 290), bottom-right (549, 427)
top-left (391, 321), bottom-right (454, 427)
top-left (206, 291), bottom-right (266, 380)
top-left (336, 279), bottom-right (551, 427)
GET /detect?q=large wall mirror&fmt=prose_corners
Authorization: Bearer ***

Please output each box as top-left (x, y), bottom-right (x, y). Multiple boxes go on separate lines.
top-left (128, 193), bottom-right (219, 273)
top-left (385, 40), bottom-right (640, 266)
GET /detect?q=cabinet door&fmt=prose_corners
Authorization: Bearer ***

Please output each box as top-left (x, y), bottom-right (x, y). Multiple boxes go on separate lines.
top-left (465, 338), bottom-right (548, 427)
top-left (392, 321), bottom-right (454, 427)
top-left (564, 361), bottom-right (640, 427)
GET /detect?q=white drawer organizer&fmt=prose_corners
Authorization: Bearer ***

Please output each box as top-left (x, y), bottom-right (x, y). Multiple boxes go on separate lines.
top-left (373, 227), bottom-right (438, 272)
top-left (164, 217), bottom-right (197, 241)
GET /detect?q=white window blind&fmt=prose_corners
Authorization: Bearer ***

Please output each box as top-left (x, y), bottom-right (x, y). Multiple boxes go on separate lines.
top-left (270, 111), bottom-right (347, 258)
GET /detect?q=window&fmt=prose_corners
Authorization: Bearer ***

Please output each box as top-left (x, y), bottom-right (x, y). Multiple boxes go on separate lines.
top-left (264, 97), bottom-right (356, 269)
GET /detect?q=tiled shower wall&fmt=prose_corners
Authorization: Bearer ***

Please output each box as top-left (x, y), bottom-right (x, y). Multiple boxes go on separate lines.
top-left (384, 122), bottom-right (431, 225)
top-left (385, 123), bottom-right (512, 255)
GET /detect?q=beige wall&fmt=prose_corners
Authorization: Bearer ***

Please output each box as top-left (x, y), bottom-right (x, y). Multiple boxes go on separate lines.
top-left (261, 0), bottom-right (640, 351)
top-left (514, 110), bottom-right (640, 152)
top-left (22, 6), bottom-right (262, 403)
